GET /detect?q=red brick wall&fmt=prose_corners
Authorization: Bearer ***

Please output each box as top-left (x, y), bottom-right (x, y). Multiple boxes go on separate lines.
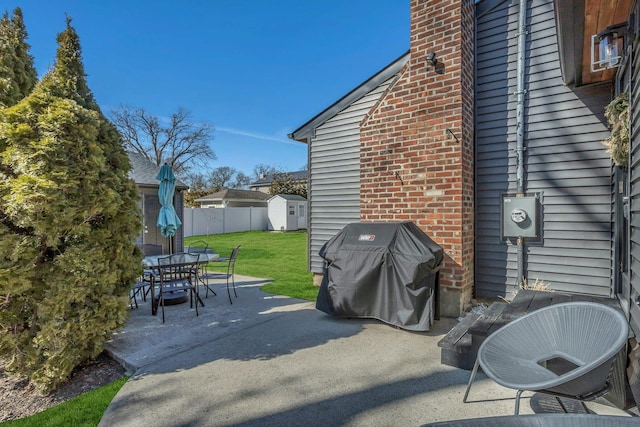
top-left (360, 0), bottom-right (475, 316)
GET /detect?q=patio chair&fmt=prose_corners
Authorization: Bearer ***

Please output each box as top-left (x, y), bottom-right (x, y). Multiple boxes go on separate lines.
top-left (130, 278), bottom-right (150, 309)
top-left (463, 302), bottom-right (628, 415)
top-left (139, 243), bottom-right (165, 300)
top-left (201, 245), bottom-right (241, 304)
top-left (186, 241), bottom-right (218, 296)
top-left (184, 241), bottom-right (209, 255)
top-left (142, 243), bottom-right (163, 256)
top-left (154, 253), bottom-right (203, 323)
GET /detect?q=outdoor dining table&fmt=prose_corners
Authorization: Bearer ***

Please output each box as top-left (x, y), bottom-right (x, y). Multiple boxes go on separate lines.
top-left (142, 252), bottom-right (219, 315)
top-left (142, 252), bottom-right (220, 268)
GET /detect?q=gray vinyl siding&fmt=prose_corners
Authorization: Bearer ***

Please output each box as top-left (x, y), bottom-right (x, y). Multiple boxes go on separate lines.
top-left (475, 0), bottom-right (613, 298)
top-left (308, 77), bottom-right (397, 273)
top-left (628, 9), bottom-right (640, 336)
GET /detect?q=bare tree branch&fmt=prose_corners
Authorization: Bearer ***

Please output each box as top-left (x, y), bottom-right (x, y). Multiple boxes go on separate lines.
top-left (252, 163), bottom-right (281, 180)
top-left (208, 166), bottom-right (237, 191)
top-left (109, 104), bottom-right (216, 174)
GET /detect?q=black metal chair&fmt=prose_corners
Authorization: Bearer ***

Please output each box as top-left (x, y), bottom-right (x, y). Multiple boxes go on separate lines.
top-left (186, 241), bottom-right (218, 296)
top-left (154, 253), bottom-right (203, 323)
top-left (138, 243), bottom-right (164, 301)
top-left (142, 243), bottom-right (164, 256)
top-left (130, 278), bottom-right (148, 309)
top-left (184, 241), bottom-right (209, 254)
top-left (201, 245), bottom-right (241, 304)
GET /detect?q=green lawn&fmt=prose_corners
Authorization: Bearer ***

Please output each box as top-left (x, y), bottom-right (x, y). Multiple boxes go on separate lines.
top-left (185, 230), bottom-right (318, 301)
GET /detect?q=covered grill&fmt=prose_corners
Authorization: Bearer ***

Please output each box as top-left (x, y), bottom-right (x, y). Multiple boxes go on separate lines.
top-left (316, 222), bottom-right (443, 331)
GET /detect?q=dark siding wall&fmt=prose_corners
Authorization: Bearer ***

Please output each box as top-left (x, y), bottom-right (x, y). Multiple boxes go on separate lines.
top-left (475, 0), bottom-right (613, 298)
top-left (629, 12), bottom-right (640, 335)
top-left (175, 191), bottom-right (185, 252)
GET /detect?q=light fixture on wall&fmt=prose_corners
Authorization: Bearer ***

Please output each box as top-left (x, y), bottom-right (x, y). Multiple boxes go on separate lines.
top-left (426, 52), bottom-right (445, 75)
top-left (426, 52), bottom-right (437, 67)
top-left (591, 22), bottom-right (626, 72)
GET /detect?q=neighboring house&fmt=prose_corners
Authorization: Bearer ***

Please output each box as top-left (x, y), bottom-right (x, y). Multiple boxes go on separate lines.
top-left (127, 152), bottom-right (188, 254)
top-left (194, 188), bottom-right (270, 208)
top-left (249, 170), bottom-right (309, 194)
top-left (267, 194), bottom-right (308, 231)
top-left (289, 0), bottom-right (639, 341)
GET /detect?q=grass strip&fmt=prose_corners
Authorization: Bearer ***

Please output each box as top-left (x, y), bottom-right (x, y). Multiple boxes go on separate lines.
top-left (2, 377), bottom-right (128, 427)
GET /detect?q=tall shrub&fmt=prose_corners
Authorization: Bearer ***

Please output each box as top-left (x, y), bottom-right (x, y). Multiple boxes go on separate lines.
top-left (0, 17), bottom-right (141, 392)
top-left (0, 7), bottom-right (37, 107)
top-left (269, 172), bottom-right (307, 198)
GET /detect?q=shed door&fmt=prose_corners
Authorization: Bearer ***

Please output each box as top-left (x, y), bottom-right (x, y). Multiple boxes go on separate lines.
top-left (287, 204), bottom-right (297, 231)
top-left (143, 194), bottom-right (165, 250)
top-left (297, 204), bottom-right (306, 229)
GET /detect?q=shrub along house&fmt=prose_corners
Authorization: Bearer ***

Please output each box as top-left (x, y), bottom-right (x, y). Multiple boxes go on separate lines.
top-left (290, 0), bottom-right (640, 385)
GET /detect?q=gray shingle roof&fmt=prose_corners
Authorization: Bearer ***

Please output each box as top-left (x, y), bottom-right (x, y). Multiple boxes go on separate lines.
top-left (271, 194), bottom-right (307, 201)
top-left (194, 188), bottom-right (271, 202)
top-left (127, 152), bottom-right (188, 189)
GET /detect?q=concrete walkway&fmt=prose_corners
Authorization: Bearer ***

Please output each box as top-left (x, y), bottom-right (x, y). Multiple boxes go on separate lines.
top-left (101, 276), bottom-right (632, 426)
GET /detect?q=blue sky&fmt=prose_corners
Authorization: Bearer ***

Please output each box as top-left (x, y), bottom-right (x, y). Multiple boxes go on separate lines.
top-left (11, 1), bottom-right (410, 177)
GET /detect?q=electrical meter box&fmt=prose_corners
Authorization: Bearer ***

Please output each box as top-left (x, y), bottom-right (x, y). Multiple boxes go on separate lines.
top-left (501, 193), bottom-right (540, 240)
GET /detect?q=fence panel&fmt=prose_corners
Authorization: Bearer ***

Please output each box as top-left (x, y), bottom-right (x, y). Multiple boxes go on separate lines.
top-left (182, 207), bottom-right (268, 237)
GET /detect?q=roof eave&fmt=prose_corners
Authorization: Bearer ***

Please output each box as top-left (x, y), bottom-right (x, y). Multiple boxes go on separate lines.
top-left (289, 50), bottom-right (410, 143)
top-left (553, 0), bottom-right (584, 87)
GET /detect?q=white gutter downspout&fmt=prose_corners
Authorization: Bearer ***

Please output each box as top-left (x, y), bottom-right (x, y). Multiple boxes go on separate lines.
top-left (515, 0), bottom-right (528, 286)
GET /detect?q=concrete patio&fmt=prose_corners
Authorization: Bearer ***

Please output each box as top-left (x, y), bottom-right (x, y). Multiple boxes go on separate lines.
top-left (101, 276), bottom-right (634, 426)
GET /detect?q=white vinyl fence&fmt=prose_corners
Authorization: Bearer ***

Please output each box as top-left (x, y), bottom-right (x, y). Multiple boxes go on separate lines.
top-left (182, 207), bottom-right (268, 237)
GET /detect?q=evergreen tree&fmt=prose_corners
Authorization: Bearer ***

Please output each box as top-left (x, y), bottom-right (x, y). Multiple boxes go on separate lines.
top-left (0, 7), bottom-right (36, 108)
top-left (0, 17), bottom-right (141, 392)
top-left (269, 172), bottom-right (308, 198)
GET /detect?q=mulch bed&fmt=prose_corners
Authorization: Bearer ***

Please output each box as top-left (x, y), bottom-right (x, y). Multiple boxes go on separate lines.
top-left (0, 352), bottom-right (126, 422)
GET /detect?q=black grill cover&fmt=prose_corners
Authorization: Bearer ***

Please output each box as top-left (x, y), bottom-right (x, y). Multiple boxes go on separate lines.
top-left (316, 222), bottom-right (443, 331)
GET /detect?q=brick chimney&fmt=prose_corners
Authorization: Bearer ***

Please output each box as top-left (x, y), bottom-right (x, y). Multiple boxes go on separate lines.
top-left (360, 0), bottom-right (475, 316)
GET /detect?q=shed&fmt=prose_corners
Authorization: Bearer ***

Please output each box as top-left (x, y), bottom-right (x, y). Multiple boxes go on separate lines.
top-left (268, 194), bottom-right (307, 231)
top-left (127, 151), bottom-right (188, 254)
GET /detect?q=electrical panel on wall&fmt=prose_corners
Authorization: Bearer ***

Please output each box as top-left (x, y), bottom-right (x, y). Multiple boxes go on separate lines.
top-left (501, 193), bottom-right (541, 241)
